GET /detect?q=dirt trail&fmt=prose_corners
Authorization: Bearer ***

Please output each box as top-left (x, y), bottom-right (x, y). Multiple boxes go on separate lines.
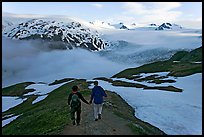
top-left (62, 94), bottom-right (135, 135)
top-left (62, 91), bottom-right (165, 135)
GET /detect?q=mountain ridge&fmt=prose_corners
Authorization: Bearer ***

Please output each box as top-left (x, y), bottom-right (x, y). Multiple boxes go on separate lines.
top-left (3, 19), bottom-right (108, 51)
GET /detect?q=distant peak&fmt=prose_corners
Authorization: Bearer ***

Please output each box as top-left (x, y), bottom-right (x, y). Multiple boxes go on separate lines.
top-left (156, 22), bottom-right (182, 30)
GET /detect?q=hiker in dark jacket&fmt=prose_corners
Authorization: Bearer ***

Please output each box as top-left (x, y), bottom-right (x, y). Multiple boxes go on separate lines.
top-left (89, 81), bottom-right (107, 121)
top-left (68, 85), bottom-right (89, 125)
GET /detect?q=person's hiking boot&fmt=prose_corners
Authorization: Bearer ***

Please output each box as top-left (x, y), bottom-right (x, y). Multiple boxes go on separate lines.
top-left (95, 118), bottom-right (98, 121)
top-left (72, 120), bottom-right (76, 125)
top-left (76, 123), bottom-right (80, 126)
top-left (98, 114), bottom-right (101, 119)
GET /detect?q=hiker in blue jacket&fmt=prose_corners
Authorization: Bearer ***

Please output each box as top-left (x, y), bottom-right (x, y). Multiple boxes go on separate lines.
top-left (89, 81), bottom-right (107, 121)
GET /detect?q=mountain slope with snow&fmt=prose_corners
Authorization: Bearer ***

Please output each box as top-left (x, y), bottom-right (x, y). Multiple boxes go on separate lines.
top-left (2, 20), bottom-right (13, 31)
top-left (89, 21), bottom-right (115, 29)
top-left (111, 22), bottom-right (129, 30)
top-left (156, 23), bottom-right (182, 30)
top-left (2, 18), bottom-right (109, 51)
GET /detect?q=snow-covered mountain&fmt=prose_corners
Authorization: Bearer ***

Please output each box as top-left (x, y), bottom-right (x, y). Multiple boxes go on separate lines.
top-left (2, 13), bottom-right (125, 51)
top-left (149, 23), bottom-right (157, 26)
top-left (88, 21), bottom-right (139, 30)
top-left (146, 23), bottom-right (158, 28)
top-left (89, 21), bottom-right (183, 31)
top-left (131, 23), bottom-right (137, 27)
top-left (132, 23), bottom-right (158, 30)
top-left (155, 23), bottom-right (182, 30)
top-left (2, 20), bottom-right (13, 31)
top-left (1, 12), bottom-right (196, 53)
top-left (89, 21), bottom-right (115, 29)
top-left (2, 14), bottom-right (109, 51)
top-left (111, 22), bottom-right (129, 30)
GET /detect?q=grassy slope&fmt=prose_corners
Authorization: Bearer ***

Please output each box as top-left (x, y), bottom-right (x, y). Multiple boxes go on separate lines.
top-left (2, 82), bottom-right (35, 96)
top-left (113, 46), bottom-right (202, 78)
top-left (94, 77), bottom-right (182, 92)
top-left (2, 79), bottom-right (165, 135)
top-left (181, 47), bottom-right (202, 62)
top-left (2, 79), bottom-right (90, 135)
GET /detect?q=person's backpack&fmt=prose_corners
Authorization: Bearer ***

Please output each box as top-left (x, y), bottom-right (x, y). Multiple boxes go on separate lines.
top-left (70, 93), bottom-right (80, 108)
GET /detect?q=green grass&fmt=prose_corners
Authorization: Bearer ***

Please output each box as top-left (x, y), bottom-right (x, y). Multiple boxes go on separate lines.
top-left (135, 74), bottom-right (159, 82)
top-left (148, 79), bottom-right (176, 84)
top-left (169, 50), bottom-right (189, 61)
top-left (113, 47), bottom-right (202, 79)
top-left (94, 76), bottom-right (181, 92)
top-left (2, 82), bottom-right (35, 96)
top-left (112, 60), bottom-right (172, 78)
top-left (168, 62), bottom-right (202, 77)
top-left (113, 59), bottom-right (202, 79)
top-left (127, 123), bottom-right (147, 135)
top-left (93, 77), bottom-right (114, 83)
top-left (144, 86), bottom-right (182, 92)
top-left (112, 80), bottom-right (147, 88)
top-left (2, 79), bottom-right (91, 135)
top-left (109, 47), bottom-right (202, 93)
top-left (2, 79), bottom-right (166, 135)
top-left (181, 46), bottom-right (202, 62)
top-left (48, 78), bottom-right (74, 86)
top-left (104, 92), bottom-right (135, 122)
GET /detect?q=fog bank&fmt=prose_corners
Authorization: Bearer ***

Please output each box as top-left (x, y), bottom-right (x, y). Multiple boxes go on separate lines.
top-left (2, 37), bottom-right (131, 87)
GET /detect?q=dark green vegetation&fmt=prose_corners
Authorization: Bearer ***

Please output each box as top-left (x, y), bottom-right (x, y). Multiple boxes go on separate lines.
top-left (2, 79), bottom-right (165, 135)
top-left (48, 78), bottom-right (74, 86)
top-left (94, 77), bottom-right (182, 92)
top-left (94, 77), bottom-right (147, 88)
top-left (143, 86), bottom-right (182, 92)
top-left (169, 51), bottom-right (189, 61)
top-left (2, 82), bottom-right (35, 96)
top-left (174, 47), bottom-right (202, 62)
top-left (2, 79), bottom-right (90, 135)
top-left (113, 46), bottom-right (202, 78)
top-left (95, 47), bottom-right (202, 93)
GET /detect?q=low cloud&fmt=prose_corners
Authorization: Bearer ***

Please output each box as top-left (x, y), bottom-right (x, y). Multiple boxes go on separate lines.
top-left (2, 37), bottom-right (127, 87)
top-left (175, 19), bottom-right (202, 29)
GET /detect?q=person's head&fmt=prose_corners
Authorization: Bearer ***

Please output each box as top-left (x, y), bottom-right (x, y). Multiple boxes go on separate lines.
top-left (94, 81), bottom-right (98, 86)
top-left (72, 85), bottom-right (78, 91)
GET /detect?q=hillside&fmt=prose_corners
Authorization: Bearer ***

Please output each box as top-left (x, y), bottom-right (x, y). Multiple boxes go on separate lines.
top-left (2, 79), bottom-right (165, 135)
top-left (2, 46), bottom-right (202, 135)
top-left (2, 18), bottom-right (108, 51)
top-left (113, 46), bottom-right (202, 78)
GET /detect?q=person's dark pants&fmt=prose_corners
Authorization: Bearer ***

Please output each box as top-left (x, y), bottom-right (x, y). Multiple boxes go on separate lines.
top-left (70, 106), bottom-right (81, 124)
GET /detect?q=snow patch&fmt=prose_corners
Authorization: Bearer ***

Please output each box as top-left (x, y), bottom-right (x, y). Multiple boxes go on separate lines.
top-left (24, 82), bottom-right (67, 96)
top-left (2, 114), bottom-right (22, 127)
top-left (32, 95), bottom-right (48, 104)
top-left (2, 97), bottom-right (27, 112)
top-left (90, 73), bottom-right (202, 135)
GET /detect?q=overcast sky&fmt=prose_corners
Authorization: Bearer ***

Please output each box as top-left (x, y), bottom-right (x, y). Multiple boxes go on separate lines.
top-left (2, 2), bottom-right (202, 29)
